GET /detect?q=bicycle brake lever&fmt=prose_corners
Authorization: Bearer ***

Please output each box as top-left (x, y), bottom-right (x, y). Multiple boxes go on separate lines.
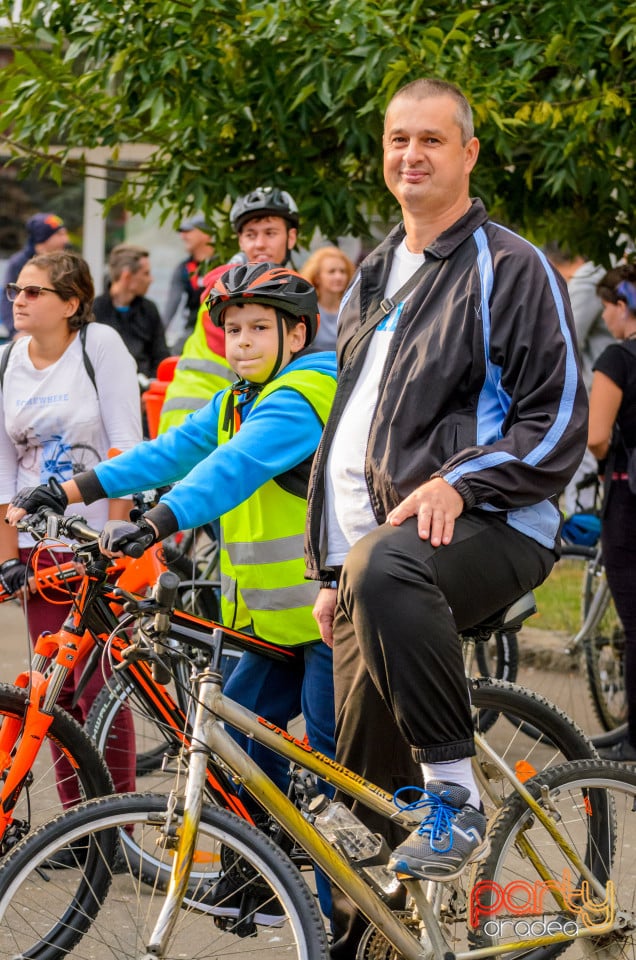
top-left (45, 513), bottom-right (60, 539)
top-left (16, 506), bottom-right (50, 540)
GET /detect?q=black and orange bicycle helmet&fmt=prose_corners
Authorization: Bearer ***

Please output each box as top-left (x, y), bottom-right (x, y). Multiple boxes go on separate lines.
top-left (229, 187), bottom-right (299, 234)
top-left (206, 261), bottom-right (320, 345)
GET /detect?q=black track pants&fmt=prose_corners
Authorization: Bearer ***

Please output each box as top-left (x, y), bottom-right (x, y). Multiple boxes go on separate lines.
top-left (329, 512), bottom-right (554, 959)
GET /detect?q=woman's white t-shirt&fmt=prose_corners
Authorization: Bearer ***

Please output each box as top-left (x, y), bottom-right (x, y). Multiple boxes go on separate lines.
top-left (325, 239), bottom-right (425, 565)
top-left (0, 323), bottom-right (142, 547)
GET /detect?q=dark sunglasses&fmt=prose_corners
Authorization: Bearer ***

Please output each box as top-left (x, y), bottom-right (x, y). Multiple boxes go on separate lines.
top-left (5, 283), bottom-right (59, 302)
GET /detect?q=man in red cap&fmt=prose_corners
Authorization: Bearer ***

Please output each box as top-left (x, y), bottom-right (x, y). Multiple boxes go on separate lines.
top-left (1, 213), bottom-right (69, 340)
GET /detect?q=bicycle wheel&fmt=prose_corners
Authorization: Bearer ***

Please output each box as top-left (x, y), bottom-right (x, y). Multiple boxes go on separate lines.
top-left (532, 546), bottom-right (624, 736)
top-left (474, 629), bottom-right (520, 685)
top-left (0, 682), bottom-right (113, 858)
top-left (101, 543), bottom-right (225, 780)
top-left (85, 670), bottom-right (186, 790)
top-left (0, 792), bottom-right (329, 959)
top-left (470, 759), bottom-right (635, 960)
top-left (85, 642), bottom-right (240, 787)
top-left (580, 551), bottom-right (626, 731)
top-left (167, 549), bottom-right (221, 622)
top-left (163, 531), bottom-right (221, 622)
top-left (469, 678), bottom-right (596, 810)
top-left (472, 630), bottom-right (520, 731)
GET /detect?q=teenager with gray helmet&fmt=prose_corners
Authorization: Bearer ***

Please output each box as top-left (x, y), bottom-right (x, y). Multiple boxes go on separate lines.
top-left (158, 186), bottom-right (302, 434)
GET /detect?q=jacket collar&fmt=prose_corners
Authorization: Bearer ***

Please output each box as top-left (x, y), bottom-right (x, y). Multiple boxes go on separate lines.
top-left (360, 199), bottom-right (489, 314)
top-left (359, 199), bottom-right (488, 319)
top-left (383, 197), bottom-right (488, 258)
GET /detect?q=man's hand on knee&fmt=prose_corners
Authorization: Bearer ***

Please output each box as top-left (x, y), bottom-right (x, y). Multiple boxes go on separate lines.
top-left (313, 587), bottom-right (338, 648)
top-left (387, 477), bottom-right (464, 546)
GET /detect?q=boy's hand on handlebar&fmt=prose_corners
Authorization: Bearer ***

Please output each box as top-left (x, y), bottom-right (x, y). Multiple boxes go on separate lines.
top-left (6, 478), bottom-right (69, 525)
top-left (99, 518), bottom-right (157, 558)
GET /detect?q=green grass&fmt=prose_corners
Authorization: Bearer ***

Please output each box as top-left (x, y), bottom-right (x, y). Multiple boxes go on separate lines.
top-left (531, 559), bottom-right (584, 634)
top-left (531, 555), bottom-right (620, 636)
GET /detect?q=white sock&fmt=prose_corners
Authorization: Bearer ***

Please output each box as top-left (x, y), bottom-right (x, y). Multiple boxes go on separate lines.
top-left (420, 759), bottom-right (480, 810)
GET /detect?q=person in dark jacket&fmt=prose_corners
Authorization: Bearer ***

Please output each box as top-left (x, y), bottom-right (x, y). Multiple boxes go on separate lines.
top-left (306, 77), bottom-right (588, 958)
top-left (162, 212), bottom-right (218, 352)
top-left (588, 263), bottom-right (636, 762)
top-left (92, 243), bottom-right (169, 385)
top-left (1, 213), bottom-right (68, 340)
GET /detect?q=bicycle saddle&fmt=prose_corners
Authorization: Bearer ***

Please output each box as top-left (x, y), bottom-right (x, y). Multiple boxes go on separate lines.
top-left (460, 591), bottom-right (536, 641)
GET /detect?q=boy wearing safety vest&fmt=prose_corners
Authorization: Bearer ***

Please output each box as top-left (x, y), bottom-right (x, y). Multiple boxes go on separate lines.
top-left (11, 261), bottom-right (337, 786)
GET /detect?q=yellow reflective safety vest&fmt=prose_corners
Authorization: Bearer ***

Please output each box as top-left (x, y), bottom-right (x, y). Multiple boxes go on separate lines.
top-left (158, 301), bottom-right (233, 434)
top-left (218, 368), bottom-right (336, 645)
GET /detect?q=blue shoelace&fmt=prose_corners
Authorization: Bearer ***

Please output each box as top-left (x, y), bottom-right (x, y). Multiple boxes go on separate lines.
top-left (393, 785), bottom-right (458, 853)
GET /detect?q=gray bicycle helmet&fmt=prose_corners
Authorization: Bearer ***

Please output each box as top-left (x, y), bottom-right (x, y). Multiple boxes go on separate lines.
top-left (206, 261), bottom-right (319, 345)
top-left (229, 187), bottom-right (300, 234)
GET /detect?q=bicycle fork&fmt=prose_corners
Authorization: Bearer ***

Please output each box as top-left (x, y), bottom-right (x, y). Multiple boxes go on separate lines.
top-left (0, 627), bottom-right (94, 847)
top-left (143, 670), bottom-right (221, 955)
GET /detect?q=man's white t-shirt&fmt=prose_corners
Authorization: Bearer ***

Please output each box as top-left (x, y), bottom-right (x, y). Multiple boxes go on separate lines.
top-left (325, 239), bottom-right (425, 565)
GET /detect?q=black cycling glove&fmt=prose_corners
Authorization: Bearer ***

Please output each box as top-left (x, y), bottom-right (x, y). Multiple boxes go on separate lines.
top-left (0, 558), bottom-right (29, 595)
top-left (99, 518), bottom-right (157, 555)
top-left (12, 477), bottom-right (69, 516)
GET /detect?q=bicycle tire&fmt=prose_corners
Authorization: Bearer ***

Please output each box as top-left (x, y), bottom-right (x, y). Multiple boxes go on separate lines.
top-left (85, 670), bottom-right (183, 786)
top-left (470, 759), bottom-right (634, 960)
top-left (93, 543), bottom-right (221, 780)
top-left (472, 629), bottom-right (520, 731)
top-left (474, 629), bottom-right (520, 685)
top-left (85, 664), bottom-right (240, 796)
top-left (531, 545), bottom-right (625, 736)
top-left (167, 549), bottom-right (221, 622)
top-left (469, 678), bottom-right (596, 809)
top-left (584, 633), bottom-right (627, 732)
top-left (363, 686), bottom-right (600, 960)
top-left (579, 550), bottom-right (627, 731)
top-left (0, 682), bottom-right (113, 858)
top-left (86, 674), bottom-right (595, 834)
top-left (0, 792), bottom-right (329, 959)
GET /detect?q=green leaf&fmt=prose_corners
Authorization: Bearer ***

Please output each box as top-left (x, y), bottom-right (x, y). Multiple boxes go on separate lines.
top-left (0, 0), bottom-right (631, 263)
top-left (290, 82), bottom-right (316, 111)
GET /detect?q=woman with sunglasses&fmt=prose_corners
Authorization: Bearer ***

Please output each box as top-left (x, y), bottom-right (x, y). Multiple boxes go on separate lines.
top-left (0, 250), bottom-right (142, 799)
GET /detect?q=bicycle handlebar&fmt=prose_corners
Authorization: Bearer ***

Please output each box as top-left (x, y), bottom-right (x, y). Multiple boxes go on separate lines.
top-left (120, 538), bottom-right (147, 559)
top-left (17, 507), bottom-right (100, 543)
top-left (17, 507), bottom-right (152, 559)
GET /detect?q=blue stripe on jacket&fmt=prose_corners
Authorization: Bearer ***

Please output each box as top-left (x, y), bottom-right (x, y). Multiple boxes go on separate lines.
top-left (444, 226), bottom-right (579, 549)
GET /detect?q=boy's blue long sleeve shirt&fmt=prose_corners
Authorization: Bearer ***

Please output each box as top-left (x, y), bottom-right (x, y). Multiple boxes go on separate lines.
top-left (88, 352), bottom-right (337, 533)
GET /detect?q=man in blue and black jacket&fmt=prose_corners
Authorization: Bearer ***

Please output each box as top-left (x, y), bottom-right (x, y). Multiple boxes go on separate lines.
top-left (306, 77), bottom-right (588, 959)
